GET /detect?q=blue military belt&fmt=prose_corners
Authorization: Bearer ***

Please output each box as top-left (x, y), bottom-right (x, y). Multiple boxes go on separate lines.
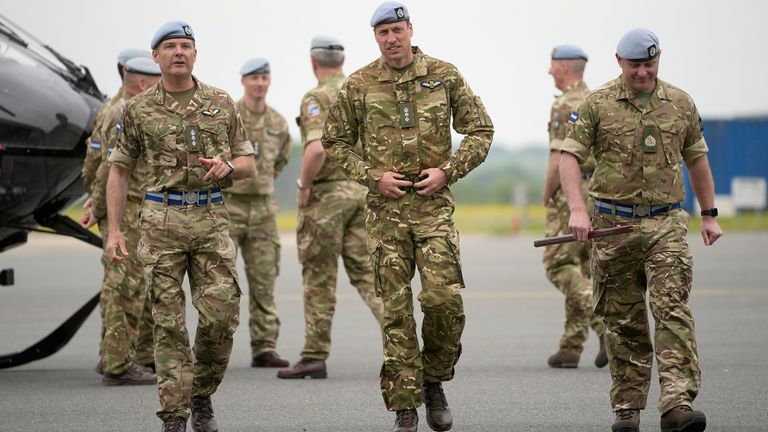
top-left (145, 188), bottom-right (223, 206)
top-left (595, 198), bottom-right (680, 218)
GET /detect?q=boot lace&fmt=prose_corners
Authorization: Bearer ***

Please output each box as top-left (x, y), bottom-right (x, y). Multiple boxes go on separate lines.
top-left (162, 417), bottom-right (186, 432)
top-left (396, 409), bottom-right (418, 427)
top-left (423, 383), bottom-right (448, 409)
top-left (617, 409), bottom-right (638, 420)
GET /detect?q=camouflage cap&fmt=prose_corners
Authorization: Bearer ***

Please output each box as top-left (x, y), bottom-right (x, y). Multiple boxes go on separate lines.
top-left (151, 21), bottom-right (195, 49)
top-left (370, 1), bottom-right (410, 27)
top-left (311, 35), bottom-right (344, 51)
top-left (617, 28), bottom-right (660, 62)
top-left (117, 48), bottom-right (151, 66)
top-left (551, 44), bottom-right (588, 61)
top-left (240, 57), bottom-right (270, 76)
top-left (124, 57), bottom-right (161, 76)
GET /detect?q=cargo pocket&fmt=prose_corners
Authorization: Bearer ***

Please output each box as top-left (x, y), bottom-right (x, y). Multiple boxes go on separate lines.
top-left (598, 122), bottom-right (635, 164)
top-left (445, 230), bottom-right (465, 288)
top-left (659, 120), bottom-right (686, 166)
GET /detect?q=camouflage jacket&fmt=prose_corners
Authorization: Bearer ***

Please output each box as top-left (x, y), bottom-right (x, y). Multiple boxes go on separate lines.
top-left (298, 71), bottom-right (349, 182)
top-left (322, 47), bottom-right (494, 191)
top-left (90, 97), bottom-right (150, 219)
top-left (110, 77), bottom-right (253, 192)
top-left (549, 81), bottom-right (595, 173)
top-left (226, 101), bottom-right (291, 195)
top-left (82, 87), bottom-right (123, 194)
top-left (562, 76), bottom-right (708, 204)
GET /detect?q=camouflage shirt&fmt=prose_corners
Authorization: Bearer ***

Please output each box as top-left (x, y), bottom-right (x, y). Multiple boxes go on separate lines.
top-left (298, 71), bottom-right (349, 182)
top-left (322, 47), bottom-right (494, 190)
top-left (82, 87), bottom-right (123, 194)
top-left (549, 81), bottom-right (595, 173)
top-left (227, 101), bottom-right (291, 195)
top-left (561, 76), bottom-right (708, 204)
top-left (110, 77), bottom-right (253, 192)
top-left (90, 97), bottom-right (150, 218)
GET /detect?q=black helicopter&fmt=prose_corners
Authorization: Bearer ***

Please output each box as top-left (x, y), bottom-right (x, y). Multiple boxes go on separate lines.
top-left (0, 14), bottom-right (105, 368)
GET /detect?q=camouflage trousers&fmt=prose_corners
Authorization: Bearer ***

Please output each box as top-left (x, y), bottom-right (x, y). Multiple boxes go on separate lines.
top-left (224, 193), bottom-right (281, 358)
top-left (296, 181), bottom-right (384, 360)
top-left (137, 200), bottom-right (241, 420)
top-left (366, 190), bottom-right (465, 411)
top-left (542, 187), bottom-right (604, 353)
top-left (592, 208), bottom-right (700, 414)
top-left (97, 199), bottom-right (155, 374)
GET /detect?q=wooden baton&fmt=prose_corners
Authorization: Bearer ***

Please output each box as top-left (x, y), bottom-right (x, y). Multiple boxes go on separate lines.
top-left (533, 225), bottom-right (636, 248)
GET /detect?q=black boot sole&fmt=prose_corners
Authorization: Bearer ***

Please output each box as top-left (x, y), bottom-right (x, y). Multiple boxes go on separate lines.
top-left (660, 418), bottom-right (706, 432)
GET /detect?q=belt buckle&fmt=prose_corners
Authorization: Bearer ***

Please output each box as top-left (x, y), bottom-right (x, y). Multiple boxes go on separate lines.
top-left (184, 191), bottom-right (199, 205)
top-left (634, 205), bottom-right (650, 217)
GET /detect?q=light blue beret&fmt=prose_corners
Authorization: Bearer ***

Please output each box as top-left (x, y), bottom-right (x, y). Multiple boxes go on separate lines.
top-left (240, 58), bottom-right (270, 76)
top-left (551, 44), bottom-right (588, 61)
top-left (616, 28), bottom-right (660, 62)
top-left (151, 21), bottom-right (195, 49)
top-left (311, 35), bottom-right (344, 51)
top-left (117, 48), bottom-right (151, 66)
top-left (370, 1), bottom-right (410, 27)
top-left (124, 57), bottom-right (161, 76)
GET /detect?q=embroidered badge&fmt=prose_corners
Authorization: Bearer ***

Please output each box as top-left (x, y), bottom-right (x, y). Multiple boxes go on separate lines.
top-left (568, 111), bottom-right (579, 123)
top-left (420, 80), bottom-right (443, 89)
top-left (648, 44), bottom-right (658, 58)
top-left (644, 134), bottom-right (657, 147)
top-left (308, 100), bottom-right (320, 117)
top-left (183, 25), bottom-right (192, 36)
top-left (395, 7), bottom-right (404, 18)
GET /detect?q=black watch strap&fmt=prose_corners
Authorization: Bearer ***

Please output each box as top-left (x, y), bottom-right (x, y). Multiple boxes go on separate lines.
top-left (700, 208), bottom-right (718, 217)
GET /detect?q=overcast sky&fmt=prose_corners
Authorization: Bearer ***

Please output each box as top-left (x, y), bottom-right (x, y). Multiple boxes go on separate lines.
top-left (4, 0), bottom-right (767, 148)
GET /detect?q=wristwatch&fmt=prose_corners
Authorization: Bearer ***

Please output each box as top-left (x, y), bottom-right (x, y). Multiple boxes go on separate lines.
top-left (296, 179), bottom-right (311, 190)
top-left (224, 160), bottom-right (235, 177)
top-left (700, 208), bottom-right (718, 218)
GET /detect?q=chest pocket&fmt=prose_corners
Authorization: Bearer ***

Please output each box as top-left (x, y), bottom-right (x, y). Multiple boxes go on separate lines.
top-left (597, 121), bottom-right (635, 164)
top-left (659, 120), bottom-right (686, 165)
top-left (416, 85), bottom-right (450, 135)
top-left (143, 121), bottom-right (177, 167)
top-left (261, 129), bottom-right (286, 161)
top-left (198, 119), bottom-right (231, 160)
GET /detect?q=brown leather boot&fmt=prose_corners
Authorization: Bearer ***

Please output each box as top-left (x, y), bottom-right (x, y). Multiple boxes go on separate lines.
top-left (190, 395), bottom-right (218, 432)
top-left (612, 409), bottom-right (640, 432)
top-left (251, 351), bottom-right (290, 368)
top-left (594, 335), bottom-right (609, 368)
top-left (660, 405), bottom-right (706, 432)
top-left (393, 409), bottom-right (418, 432)
top-left (102, 362), bottom-right (157, 386)
top-left (547, 349), bottom-right (580, 368)
top-left (161, 417), bottom-right (187, 432)
top-left (276, 358), bottom-right (327, 379)
top-left (422, 382), bottom-right (452, 431)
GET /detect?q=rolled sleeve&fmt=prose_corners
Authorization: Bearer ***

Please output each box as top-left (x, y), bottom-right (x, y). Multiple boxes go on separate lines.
top-left (560, 137), bottom-right (590, 162)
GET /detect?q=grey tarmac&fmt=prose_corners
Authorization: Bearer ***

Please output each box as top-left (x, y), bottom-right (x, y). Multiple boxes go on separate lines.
top-left (1, 231), bottom-right (766, 431)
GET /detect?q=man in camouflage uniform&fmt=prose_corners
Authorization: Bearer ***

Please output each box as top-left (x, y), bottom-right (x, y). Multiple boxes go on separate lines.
top-left (106, 21), bottom-right (255, 432)
top-left (560, 28), bottom-right (722, 432)
top-left (277, 35), bottom-right (384, 380)
top-left (541, 45), bottom-right (607, 369)
top-left (80, 49), bottom-right (156, 377)
top-left (81, 57), bottom-right (161, 385)
top-left (322, 3), bottom-right (494, 431)
top-left (225, 57), bottom-right (291, 368)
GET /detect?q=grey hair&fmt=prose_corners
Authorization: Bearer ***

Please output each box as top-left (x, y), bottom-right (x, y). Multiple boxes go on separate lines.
top-left (311, 48), bottom-right (344, 67)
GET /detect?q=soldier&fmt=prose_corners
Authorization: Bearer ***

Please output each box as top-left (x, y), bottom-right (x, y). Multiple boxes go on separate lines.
top-left (80, 57), bottom-right (162, 385)
top-left (541, 45), bottom-right (607, 369)
top-left (225, 58), bottom-right (291, 368)
top-left (277, 35), bottom-right (384, 380)
top-left (105, 21), bottom-right (255, 432)
top-left (322, 3), bottom-right (494, 431)
top-left (560, 28), bottom-right (723, 432)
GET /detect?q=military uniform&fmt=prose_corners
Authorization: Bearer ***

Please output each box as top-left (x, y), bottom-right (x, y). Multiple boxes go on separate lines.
top-left (224, 100), bottom-right (291, 359)
top-left (90, 95), bottom-right (155, 373)
top-left (296, 71), bottom-right (384, 361)
top-left (562, 76), bottom-right (708, 414)
top-left (83, 88), bottom-right (123, 195)
top-left (111, 77), bottom-right (252, 420)
top-left (323, 47), bottom-right (494, 410)
top-left (542, 81), bottom-right (605, 356)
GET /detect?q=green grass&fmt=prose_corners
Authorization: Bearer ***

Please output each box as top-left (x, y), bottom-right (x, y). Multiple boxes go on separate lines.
top-left (65, 204), bottom-right (768, 236)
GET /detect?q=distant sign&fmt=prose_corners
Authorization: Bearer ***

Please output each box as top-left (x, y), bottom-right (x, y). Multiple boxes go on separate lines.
top-left (731, 177), bottom-right (767, 210)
